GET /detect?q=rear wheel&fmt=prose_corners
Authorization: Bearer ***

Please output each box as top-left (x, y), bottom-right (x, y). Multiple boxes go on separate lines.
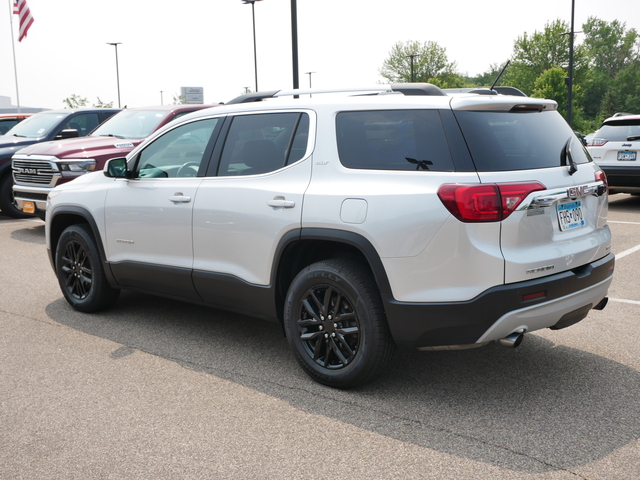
top-left (284, 258), bottom-right (394, 388)
top-left (55, 224), bottom-right (120, 312)
top-left (0, 173), bottom-right (31, 218)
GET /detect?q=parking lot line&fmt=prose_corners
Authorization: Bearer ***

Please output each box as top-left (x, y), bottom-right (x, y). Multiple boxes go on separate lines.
top-left (616, 244), bottom-right (640, 260)
top-left (608, 221), bottom-right (640, 225)
top-left (609, 297), bottom-right (640, 305)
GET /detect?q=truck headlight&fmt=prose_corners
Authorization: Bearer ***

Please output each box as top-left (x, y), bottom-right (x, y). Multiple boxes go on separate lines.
top-left (58, 160), bottom-right (97, 177)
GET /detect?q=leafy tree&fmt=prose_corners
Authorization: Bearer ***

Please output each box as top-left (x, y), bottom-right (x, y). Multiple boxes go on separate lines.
top-left (93, 97), bottom-right (114, 108)
top-left (599, 61), bottom-right (640, 117)
top-left (582, 17), bottom-right (639, 79)
top-left (467, 63), bottom-right (504, 87)
top-left (172, 93), bottom-right (186, 104)
top-left (63, 94), bottom-right (88, 109)
top-left (379, 40), bottom-right (458, 83)
top-left (502, 20), bottom-right (589, 96)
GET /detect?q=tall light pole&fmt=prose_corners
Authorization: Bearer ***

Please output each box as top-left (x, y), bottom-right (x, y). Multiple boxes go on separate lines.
top-left (291, 0), bottom-right (299, 92)
top-left (567, 0), bottom-right (575, 128)
top-left (107, 42), bottom-right (122, 108)
top-left (242, 0), bottom-right (263, 92)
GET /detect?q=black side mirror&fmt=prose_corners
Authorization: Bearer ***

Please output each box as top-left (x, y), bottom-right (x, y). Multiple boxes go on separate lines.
top-left (56, 129), bottom-right (80, 139)
top-left (104, 157), bottom-right (129, 178)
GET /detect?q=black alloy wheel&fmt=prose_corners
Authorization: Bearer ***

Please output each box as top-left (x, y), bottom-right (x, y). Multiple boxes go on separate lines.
top-left (297, 283), bottom-right (361, 369)
top-left (284, 258), bottom-right (394, 389)
top-left (55, 224), bottom-right (120, 312)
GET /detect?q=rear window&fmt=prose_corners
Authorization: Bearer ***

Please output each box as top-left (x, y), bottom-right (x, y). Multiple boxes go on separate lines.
top-left (596, 120), bottom-right (640, 142)
top-left (454, 110), bottom-right (592, 171)
top-left (336, 110), bottom-right (454, 171)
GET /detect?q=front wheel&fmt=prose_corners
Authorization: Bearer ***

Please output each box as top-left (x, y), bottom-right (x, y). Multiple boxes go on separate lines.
top-left (284, 258), bottom-right (394, 388)
top-left (55, 224), bottom-right (120, 312)
top-left (0, 173), bottom-right (31, 218)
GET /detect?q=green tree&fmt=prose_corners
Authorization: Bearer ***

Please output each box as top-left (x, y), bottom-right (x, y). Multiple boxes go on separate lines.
top-left (582, 17), bottom-right (639, 79)
top-left (93, 97), bottom-right (114, 108)
top-left (62, 94), bottom-right (88, 109)
top-left (379, 40), bottom-right (458, 83)
top-left (599, 61), bottom-right (640, 117)
top-left (502, 20), bottom-right (589, 96)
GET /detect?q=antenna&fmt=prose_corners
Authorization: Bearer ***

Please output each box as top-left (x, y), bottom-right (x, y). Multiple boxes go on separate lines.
top-left (490, 60), bottom-right (511, 91)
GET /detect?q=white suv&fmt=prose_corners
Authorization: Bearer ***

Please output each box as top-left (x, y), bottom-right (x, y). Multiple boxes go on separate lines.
top-left (587, 113), bottom-right (640, 194)
top-left (45, 84), bottom-right (614, 388)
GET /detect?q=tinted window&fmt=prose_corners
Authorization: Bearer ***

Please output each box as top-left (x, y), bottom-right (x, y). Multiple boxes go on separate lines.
top-left (217, 113), bottom-right (308, 176)
top-left (136, 118), bottom-right (218, 178)
top-left (336, 110), bottom-right (454, 171)
top-left (454, 110), bottom-right (592, 171)
top-left (63, 113), bottom-right (100, 137)
top-left (595, 120), bottom-right (640, 142)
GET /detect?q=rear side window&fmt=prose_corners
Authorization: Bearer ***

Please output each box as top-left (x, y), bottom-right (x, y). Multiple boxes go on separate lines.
top-left (454, 110), bottom-right (592, 171)
top-left (217, 113), bottom-right (309, 176)
top-left (336, 110), bottom-right (454, 171)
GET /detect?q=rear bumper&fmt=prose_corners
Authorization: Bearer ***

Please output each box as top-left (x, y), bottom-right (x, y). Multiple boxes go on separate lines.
top-left (599, 165), bottom-right (640, 193)
top-left (383, 253), bottom-right (615, 348)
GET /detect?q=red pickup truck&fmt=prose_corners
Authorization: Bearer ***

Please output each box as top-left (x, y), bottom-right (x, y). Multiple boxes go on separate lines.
top-left (12, 104), bottom-right (214, 219)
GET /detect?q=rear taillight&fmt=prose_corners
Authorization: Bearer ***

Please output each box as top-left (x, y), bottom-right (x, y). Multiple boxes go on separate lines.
top-left (437, 182), bottom-right (546, 223)
top-left (595, 169), bottom-right (608, 189)
top-left (587, 137), bottom-right (608, 147)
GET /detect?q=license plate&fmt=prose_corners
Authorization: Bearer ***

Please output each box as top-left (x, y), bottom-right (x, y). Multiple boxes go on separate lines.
top-left (617, 151), bottom-right (637, 161)
top-left (557, 200), bottom-right (585, 231)
top-left (23, 201), bottom-right (35, 214)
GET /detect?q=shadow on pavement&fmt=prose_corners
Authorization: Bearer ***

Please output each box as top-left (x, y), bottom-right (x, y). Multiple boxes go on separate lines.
top-left (46, 291), bottom-right (640, 474)
top-left (9, 223), bottom-right (45, 244)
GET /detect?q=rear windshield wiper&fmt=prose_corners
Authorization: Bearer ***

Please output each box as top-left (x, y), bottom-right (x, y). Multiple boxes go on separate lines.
top-left (406, 157), bottom-right (433, 171)
top-left (561, 137), bottom-right (578, 175)
top-left (627, 135), bottom-right (640, 141)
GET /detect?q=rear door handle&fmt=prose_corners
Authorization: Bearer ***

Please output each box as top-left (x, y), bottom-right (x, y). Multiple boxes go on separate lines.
top-left (169, 193), bottom-right (191, 203)
top-left (267, 198), bottom-right (295, 208)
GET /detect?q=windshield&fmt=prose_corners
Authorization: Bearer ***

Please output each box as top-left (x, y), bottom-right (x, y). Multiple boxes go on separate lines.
top-left (90, 110), bottom-right (168, 139)
top-left (5, 112), bottom-right (69, 138)
top-left (454, 110), bottom-right (592, 171)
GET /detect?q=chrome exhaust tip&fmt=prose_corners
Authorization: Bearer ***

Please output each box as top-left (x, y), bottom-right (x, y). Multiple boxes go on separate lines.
top-left (497, 332), bottom-right (524, 348)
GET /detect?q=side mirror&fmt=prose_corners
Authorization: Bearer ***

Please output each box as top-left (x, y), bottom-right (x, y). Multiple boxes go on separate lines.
top-left (104, 157), bottom-right (129, 178)
top-left (56, 129), bottom-right (80, 139)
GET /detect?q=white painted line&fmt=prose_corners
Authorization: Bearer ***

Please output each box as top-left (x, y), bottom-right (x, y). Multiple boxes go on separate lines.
top-left (616, 244), bottom-right (640, 260)
top-left (609, 298), bottom-right (640, 306)
top-left (609, 221), bottom-right (640, 225)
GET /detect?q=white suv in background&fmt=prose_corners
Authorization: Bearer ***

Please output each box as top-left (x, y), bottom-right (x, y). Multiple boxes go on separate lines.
top-left (45, 84), bottom-right (614, 388)
top-left (588, 113), bottom-right (640, 194)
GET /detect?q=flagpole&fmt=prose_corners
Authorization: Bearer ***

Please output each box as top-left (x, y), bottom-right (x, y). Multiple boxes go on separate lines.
top-left (8, 0), bottom-right (21, 113)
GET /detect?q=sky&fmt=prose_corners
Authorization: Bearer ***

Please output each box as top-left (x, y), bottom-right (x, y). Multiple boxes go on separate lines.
top-left (2, 0), bottom-right (640, 110)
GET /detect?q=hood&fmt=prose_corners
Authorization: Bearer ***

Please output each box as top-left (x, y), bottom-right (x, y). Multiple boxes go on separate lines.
top-left (15, 135), bottom-right (144, 160)
top-left (0, 136), bottom-right (38, 162)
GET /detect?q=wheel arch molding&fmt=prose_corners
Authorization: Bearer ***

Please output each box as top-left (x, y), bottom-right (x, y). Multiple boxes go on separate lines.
top-left (273, 228), bottom-right (393, 320)
top-left (47, 206), bottom-right (116, 284)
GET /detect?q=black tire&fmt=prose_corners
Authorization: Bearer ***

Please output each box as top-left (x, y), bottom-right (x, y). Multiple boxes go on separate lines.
top-left (284, 258), bottom-right (394, 389)
top-left (55, 224), bottom-right (120, 312)
top-left (0, 173), bottom-right (31, 219)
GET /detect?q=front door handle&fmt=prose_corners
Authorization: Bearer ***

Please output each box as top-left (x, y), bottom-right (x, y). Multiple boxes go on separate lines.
top-left (169, 193), bottom-right (191, 203)
top-left (267, 198), bottom-right (295, 208)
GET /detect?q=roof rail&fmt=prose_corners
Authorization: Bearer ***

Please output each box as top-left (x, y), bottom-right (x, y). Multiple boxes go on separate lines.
top-left (226, 83), bottom-right (447, 104)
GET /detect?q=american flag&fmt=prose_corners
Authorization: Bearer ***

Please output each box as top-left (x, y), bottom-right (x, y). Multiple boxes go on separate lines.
top-left (13, 0), bottom-right (35, 42)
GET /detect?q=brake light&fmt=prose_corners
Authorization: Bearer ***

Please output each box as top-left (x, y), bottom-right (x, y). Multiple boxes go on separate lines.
top-left (588, 137), bottom-right (608, 147)
top-left (595, 169), bottom-right (608, 189)
top-left (437, 182), bottom-right (546, 222)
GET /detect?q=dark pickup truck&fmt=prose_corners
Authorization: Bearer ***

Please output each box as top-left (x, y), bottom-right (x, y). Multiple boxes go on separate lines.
top-left (0, 108), bottom-right (119, 217)
top-left (11, 104), bottom-right (213, 219)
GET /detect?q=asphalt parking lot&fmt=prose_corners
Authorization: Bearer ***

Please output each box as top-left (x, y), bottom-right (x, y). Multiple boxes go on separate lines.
top-left (1, 194), bottom-right (639, 479)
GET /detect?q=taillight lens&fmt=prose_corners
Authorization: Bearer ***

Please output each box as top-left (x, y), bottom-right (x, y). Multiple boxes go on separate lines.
top-left (595, 169), bottom-right (608, 189)
top-left (587, 137), bottom-right (608, 147)
top-left (437, 182), bottom-right (546, 222)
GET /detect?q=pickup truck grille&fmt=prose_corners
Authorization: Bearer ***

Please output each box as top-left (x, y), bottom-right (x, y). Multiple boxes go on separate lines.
top-left (12, 160), bottom-right (60, 187)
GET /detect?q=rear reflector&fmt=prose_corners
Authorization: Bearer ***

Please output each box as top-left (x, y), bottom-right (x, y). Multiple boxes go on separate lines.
top-left (437, 182), bottom-right (546, 222)
top-left (523, 291), bottom-right (546, 302)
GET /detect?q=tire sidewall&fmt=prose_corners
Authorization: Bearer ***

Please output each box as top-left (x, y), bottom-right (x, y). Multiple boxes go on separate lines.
top-left (0, 173), bottom-right (31, 219)
top-left (284, 261), bottom-right (380, 388)
top-left (55, 225), bottom-right (105, 312)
